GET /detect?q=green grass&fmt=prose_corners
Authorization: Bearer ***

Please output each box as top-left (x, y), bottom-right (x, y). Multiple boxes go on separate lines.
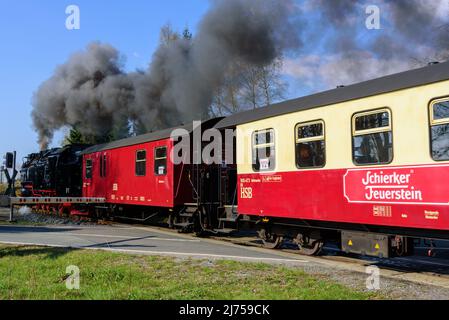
top-left (0, 245), bottom-right (381, 300)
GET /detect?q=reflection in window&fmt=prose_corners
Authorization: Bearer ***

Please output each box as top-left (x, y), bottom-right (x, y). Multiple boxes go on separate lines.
top-left (355, 111), bottom-right (390, 131)
top-left (154, 147), bottom-right (167, 176)
top-left (296, 121), bottom-right (326, 168)
top-left (431, 125), bottom-right (449, 160)
top-left (135, 150), bottom-right (147, 176)
top-left (252, 129), bottom-right (275, 172)
top-left (433, 101), bottom-right (449, 121)
top-left (353, 110), bottom-right (393, 165)
top-left (353, 133), bottom-right (393, 165)
top-left (431, 100), bottom-right (449, 161)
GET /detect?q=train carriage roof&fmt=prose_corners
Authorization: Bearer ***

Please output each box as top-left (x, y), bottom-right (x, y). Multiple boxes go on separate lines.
top-left (81, 118), bottom-right (224, 155)
top-left (215, 60), bottom-right (449, 129)
top-left (81, 123), bottom-right (194, 155)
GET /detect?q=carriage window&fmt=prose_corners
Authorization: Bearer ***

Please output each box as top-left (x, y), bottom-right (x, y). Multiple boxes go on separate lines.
top-left (252, 129), bottom-right (276, 172)
top-left (296, 121), bottom-right (326, 168)
top-left (154, 147), bottom-right (167, 176)
top-left (135, 150), bottom-right (147, 176)
top-left (85, 159), bottom-right (93, 179)
top-left (352, 109), bottom-right (393, 165)
top-left (430, 99), bottom-right (449, 161)
top-left (99, 154), bottom-right (107, 178)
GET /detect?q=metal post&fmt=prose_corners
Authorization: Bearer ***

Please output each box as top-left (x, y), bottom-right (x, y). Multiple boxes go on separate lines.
top-left (11, 151), bottom-right (16, 197)
top-left (0, 165), bottom-right (3, 184)
top-left (9, 152), bottom-right (16, 223)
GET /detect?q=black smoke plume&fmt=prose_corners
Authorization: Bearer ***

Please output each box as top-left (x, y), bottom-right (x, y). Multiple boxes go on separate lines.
top-left (285, 0), bottom-right (449, 89)
top-left (32, 0), bottom-right (300, 149)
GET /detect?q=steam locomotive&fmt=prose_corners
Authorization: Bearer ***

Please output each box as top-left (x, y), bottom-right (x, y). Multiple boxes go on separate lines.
top-left (20, 145), bottom-right (88, 198)
top-left (20, 61), bottom-right (449, 258)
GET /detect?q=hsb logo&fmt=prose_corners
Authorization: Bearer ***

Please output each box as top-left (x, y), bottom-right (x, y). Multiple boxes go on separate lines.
top-left (241, 187), bottom-right (253, 199)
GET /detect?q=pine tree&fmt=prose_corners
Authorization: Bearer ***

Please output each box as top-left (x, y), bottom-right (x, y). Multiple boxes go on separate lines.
top-left (130, 119), bottom-right (148, 137)
top-left (64, 128), bottom-right (86, 145)
top-left (183, 27), bottom-right (193, 40)
top-left (63, 127), bottom-right (115, 146)
top-left (111, 117), bottom-right (131, 140)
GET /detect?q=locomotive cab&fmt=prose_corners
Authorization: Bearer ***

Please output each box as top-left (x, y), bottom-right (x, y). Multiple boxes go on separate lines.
top-left (20, 144), bottom-right (89, 198)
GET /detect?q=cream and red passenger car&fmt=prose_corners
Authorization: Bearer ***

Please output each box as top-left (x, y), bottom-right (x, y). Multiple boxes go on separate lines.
top-left (215, 61), bottom-right (449, 256)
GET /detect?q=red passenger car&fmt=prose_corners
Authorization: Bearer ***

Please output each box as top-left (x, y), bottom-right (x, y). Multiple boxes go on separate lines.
top-left (81, 121), bottom-right (220, 221)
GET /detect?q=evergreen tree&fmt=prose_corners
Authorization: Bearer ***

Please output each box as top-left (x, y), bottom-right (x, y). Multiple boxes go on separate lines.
top-left (63, 128), bottom-right (86, 145)
top-left (63, 127), bottom-right (114, 146)
top-left (111, 117), bottom-right (132, 140)
top-left (183, 27), bottom-right (193, 40)
top-left (130, 119), bottom-right (148, 137)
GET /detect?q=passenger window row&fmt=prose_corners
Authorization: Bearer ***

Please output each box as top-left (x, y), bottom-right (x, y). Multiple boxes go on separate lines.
top-left (136, 147), bottom-right (168, 177)
top-left (84, 146), bottom-right (168, 179)
top-left (252, 100), bottom-right (449, 172)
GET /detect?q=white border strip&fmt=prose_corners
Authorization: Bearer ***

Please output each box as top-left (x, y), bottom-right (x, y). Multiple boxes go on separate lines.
top-left (343, 164), bottom-right (449, 206)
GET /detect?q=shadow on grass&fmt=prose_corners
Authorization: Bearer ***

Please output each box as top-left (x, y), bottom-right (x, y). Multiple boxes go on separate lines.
top-left (0, 245), bottom-right (79, 260)
top-left (0, 235), bottom-right (161, 260)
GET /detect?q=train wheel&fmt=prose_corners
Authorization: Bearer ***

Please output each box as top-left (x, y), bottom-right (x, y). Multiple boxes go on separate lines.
top-left (258, 228), bottom-right (283, 249)
top-left (294, 233), bottom-right (324, 256)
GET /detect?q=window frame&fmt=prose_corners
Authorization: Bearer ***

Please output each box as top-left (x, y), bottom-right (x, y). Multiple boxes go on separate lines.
top-left (351, 108), bottom-right (394, 166)
top-left (295, 120), bottom-right (326, 169)
top-left (252, 128), bottom-right (276, 173)
top-left (429, 97), bottom-right (449, 162)
top-left (85, 159), bottom-right (93, 179)
top-left (154, 146), bottom-right (168, 176)
top-left (430, 97), bottom-right (449, 126)
top-left (135, 149), bottom-right (147, 177)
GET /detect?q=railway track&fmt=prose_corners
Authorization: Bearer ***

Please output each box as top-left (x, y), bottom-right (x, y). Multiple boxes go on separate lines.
top-left (210, 232), bottom-right (449, 281)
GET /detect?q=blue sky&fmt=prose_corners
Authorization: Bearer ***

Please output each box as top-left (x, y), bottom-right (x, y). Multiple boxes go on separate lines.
top-left (0, 0), bottom-right (212, 163)
top-left (1, 0), bottom-right (443, 165)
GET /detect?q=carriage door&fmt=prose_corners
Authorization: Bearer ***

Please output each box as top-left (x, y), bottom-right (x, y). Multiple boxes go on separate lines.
top-left (98, 152), bottom-right (108, 198)
top-left (220, 129), bottom-right (237, 207)
top-left (83, 158), bottom-right (93, 197)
